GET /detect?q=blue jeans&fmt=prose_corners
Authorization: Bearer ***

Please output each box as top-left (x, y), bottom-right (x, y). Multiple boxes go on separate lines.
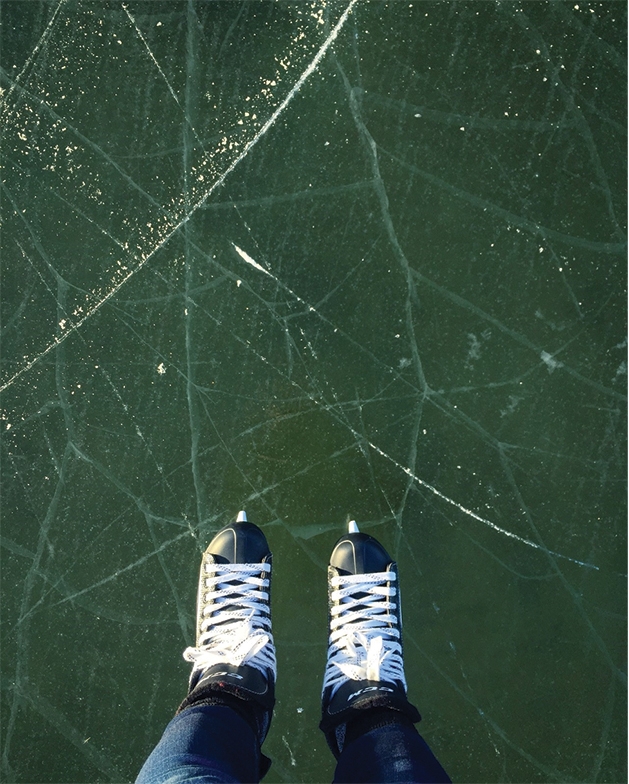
top-left (136, 704), bottom-right (451, 784)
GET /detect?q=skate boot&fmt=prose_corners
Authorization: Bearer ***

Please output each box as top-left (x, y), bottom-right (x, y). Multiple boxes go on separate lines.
top-left (320, 520), bottom-right (420, 757)
top-left (178, 511), bottom-right (276, 749)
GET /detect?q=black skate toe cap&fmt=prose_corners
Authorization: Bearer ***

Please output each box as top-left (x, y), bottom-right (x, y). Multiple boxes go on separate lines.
top-left (330, 532), bottom-right (391, 575)
top-left (209, 521), bottom-right (271, 564)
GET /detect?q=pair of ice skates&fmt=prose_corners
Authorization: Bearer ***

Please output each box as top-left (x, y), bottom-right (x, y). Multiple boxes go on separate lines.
top-left (180, 512), bottom-right (420, 760)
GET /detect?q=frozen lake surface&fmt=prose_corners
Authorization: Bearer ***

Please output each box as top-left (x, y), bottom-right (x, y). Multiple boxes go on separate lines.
top-left (1, 2), bottom-right (626, 782)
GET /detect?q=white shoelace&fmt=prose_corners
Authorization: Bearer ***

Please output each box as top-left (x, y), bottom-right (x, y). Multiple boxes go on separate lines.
top-left (183, 561), bottom-right (276, 678)
top-left (323, 571), bottom-right (405, 697)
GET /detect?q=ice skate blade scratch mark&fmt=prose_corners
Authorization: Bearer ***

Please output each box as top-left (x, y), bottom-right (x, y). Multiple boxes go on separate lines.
top-left (365, 438), bottom-right (598, 571)
top-left (0, 0), bottom-right (358, 394)
top-left (122, 3), bottom-right (206, 154)
top-left (233, 245), bottom-right (272, 276)
top-left (232, 244), bottom-right (315, 312)
top-left (122, 4), bottom-right (183, 111)
top-left (282, 736), bottom-right (297, 767)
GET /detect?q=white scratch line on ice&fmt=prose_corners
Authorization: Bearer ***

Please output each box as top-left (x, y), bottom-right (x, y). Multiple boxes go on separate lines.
top-left (282, 735), bottom-right (297, 767)
top-left (52, 531), bottom-right (191, 607)
top-left (122, 4), bottom-right (186, 115)
top-left (365, 438), bottom-right (599, 571)
top-left (233, 245), bottom-right (272, 276)
top-left (231, 243), bottom-right (316, 313)
top-left (0, 0), bottom-right (358, 393)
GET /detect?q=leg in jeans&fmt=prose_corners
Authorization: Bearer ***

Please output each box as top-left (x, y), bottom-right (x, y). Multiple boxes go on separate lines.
top-left (135, 512), bottom-right (275, 784)
top-left (333, 710), bottom-right (451, 783)
top-left (320, 521), bottom-right (451, 784)
top-left (136, 705), bottom-right (261, 784)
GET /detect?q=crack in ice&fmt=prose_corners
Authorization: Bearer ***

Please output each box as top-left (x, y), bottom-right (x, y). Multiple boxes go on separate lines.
top-left (0, 0), bottom-right (358, 394)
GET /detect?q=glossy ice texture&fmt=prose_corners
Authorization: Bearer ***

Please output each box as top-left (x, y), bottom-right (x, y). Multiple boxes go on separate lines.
top-left (1, 2), bottom-right (626, 782)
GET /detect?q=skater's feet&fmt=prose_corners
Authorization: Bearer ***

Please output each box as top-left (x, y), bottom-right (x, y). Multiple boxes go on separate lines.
top-left (179, 511), bottom-right (276, 745)
top-left (320, 520), bottom-right (420, 757)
